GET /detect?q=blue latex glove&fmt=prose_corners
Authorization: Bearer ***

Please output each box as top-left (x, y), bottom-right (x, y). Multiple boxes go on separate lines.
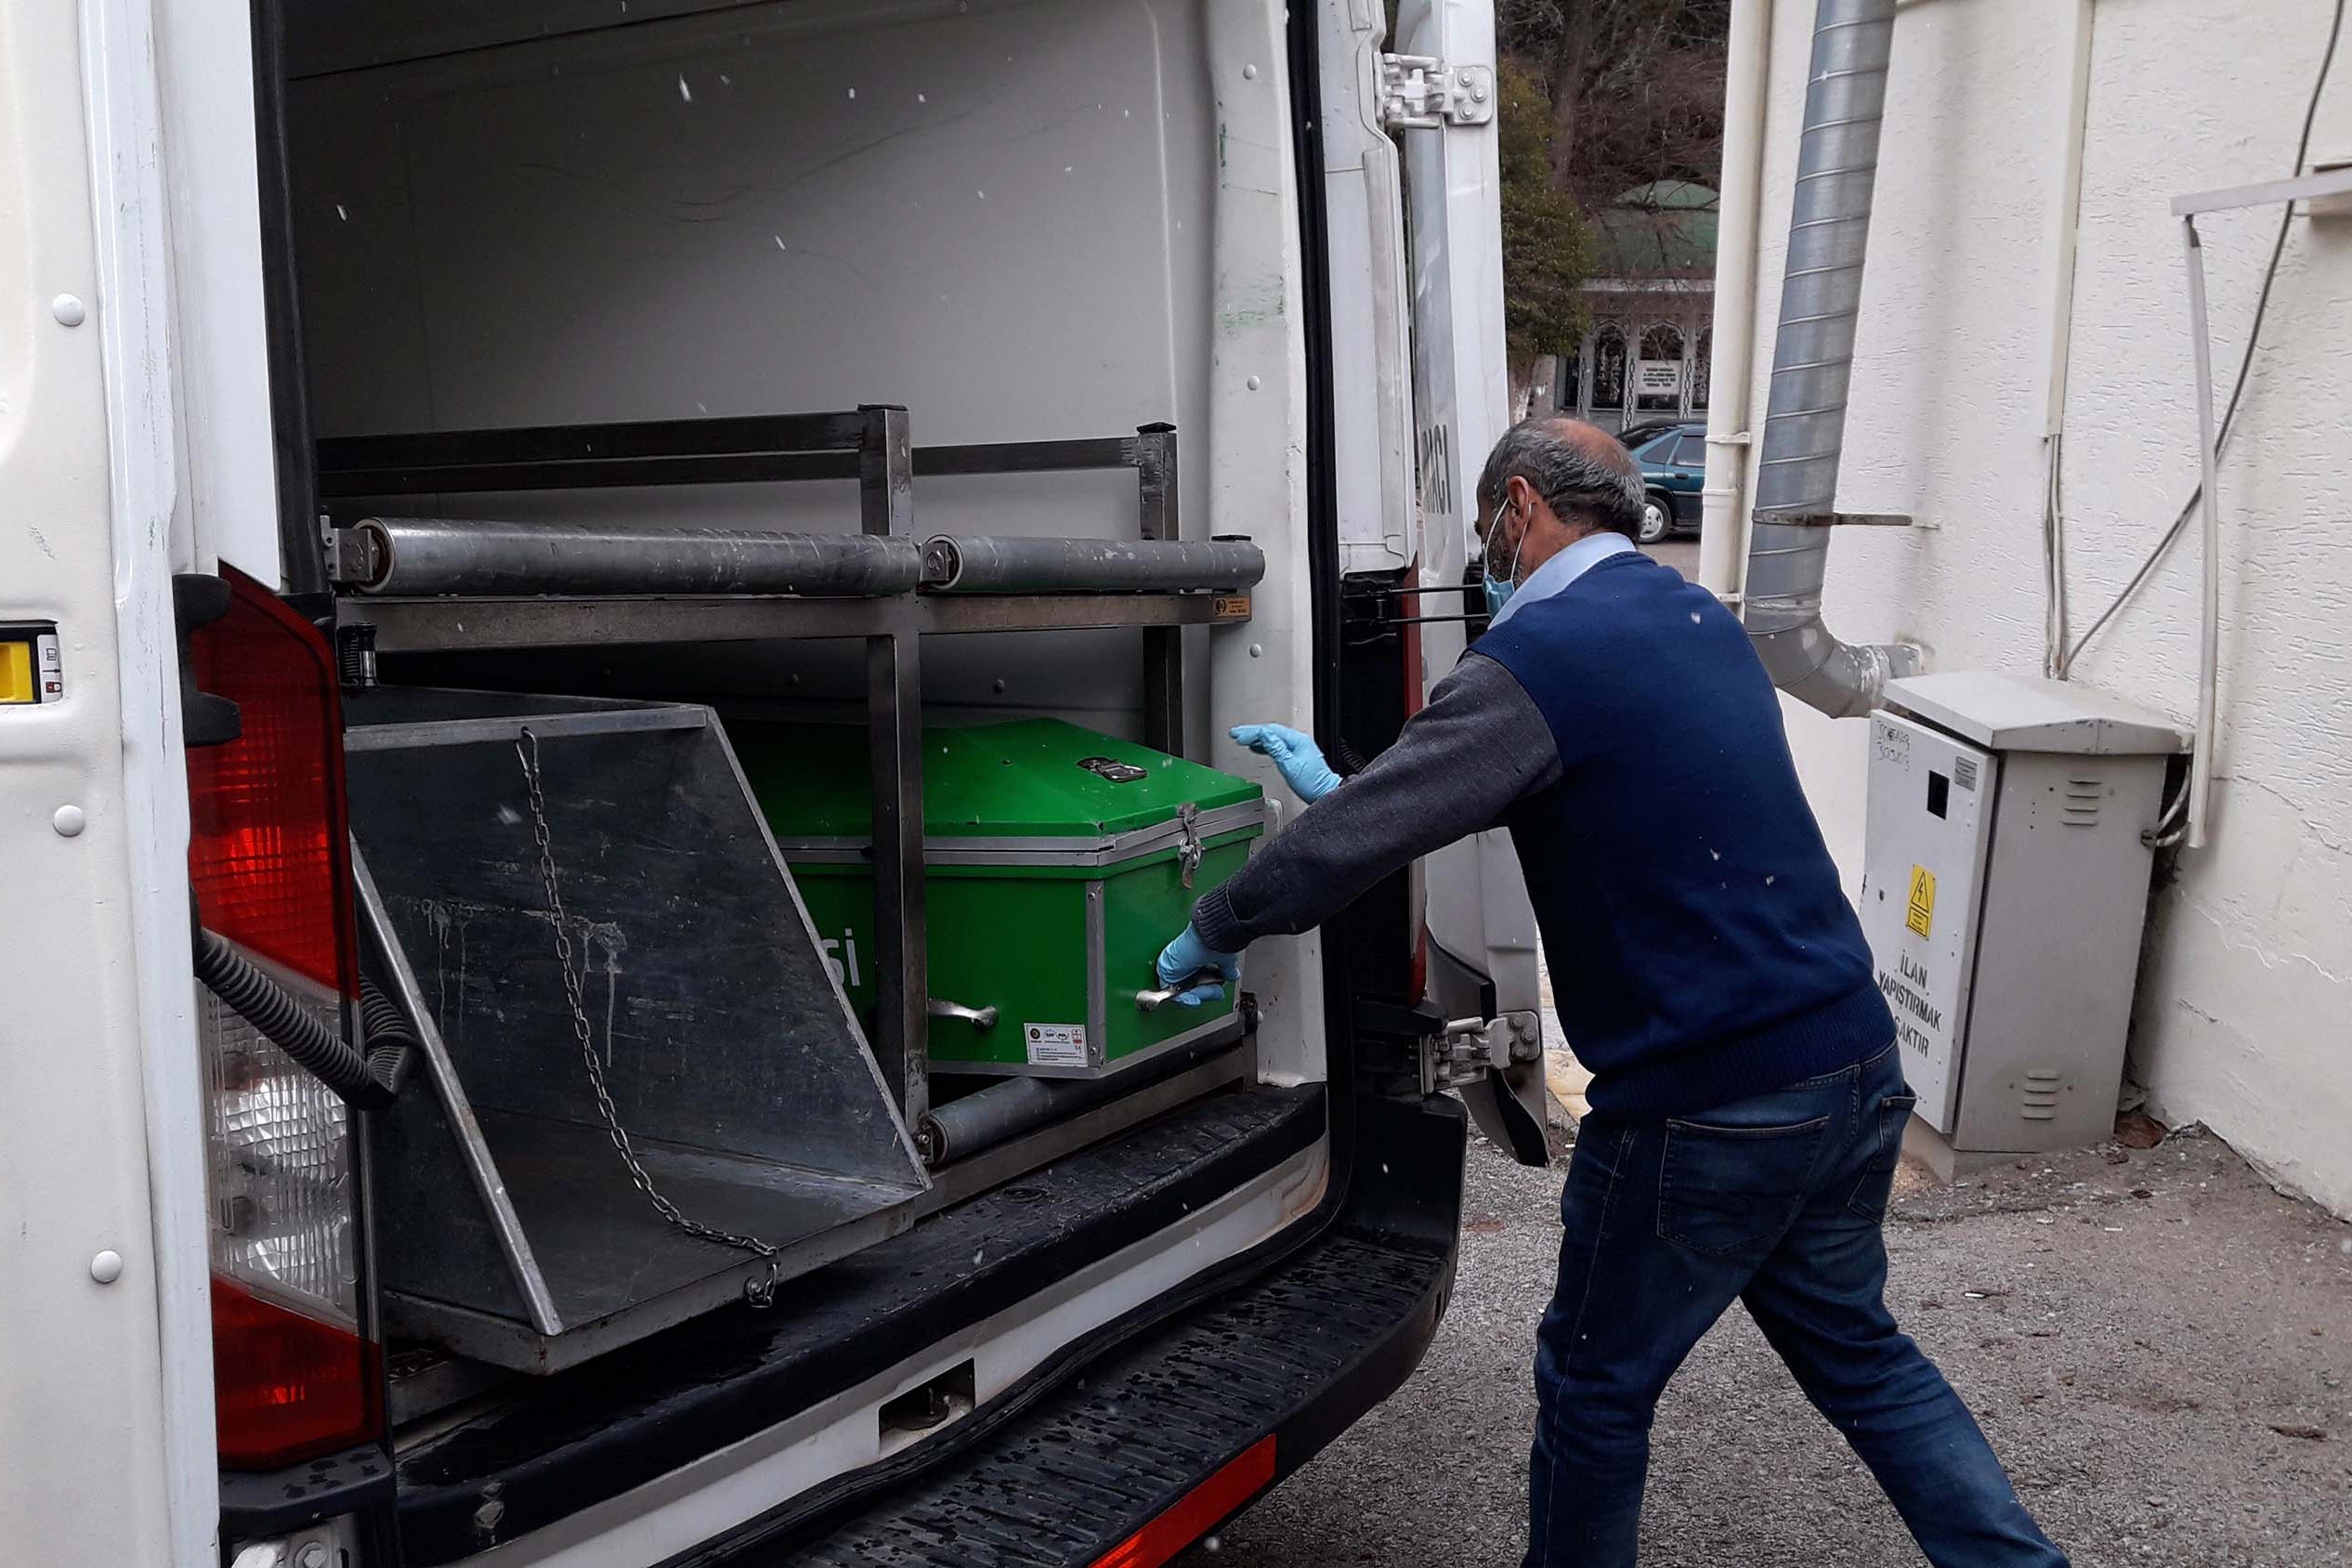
top-left (1156, 923), bottom-right (1242, 1008)
top-left (1230, 722), bottom-right (1342, 804)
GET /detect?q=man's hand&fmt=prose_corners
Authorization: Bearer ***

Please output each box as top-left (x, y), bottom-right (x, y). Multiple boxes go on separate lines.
top-left (1230, 723), bottom-right (1342, 804)
top-left (1155, 923), bottom-right (1242, 1008)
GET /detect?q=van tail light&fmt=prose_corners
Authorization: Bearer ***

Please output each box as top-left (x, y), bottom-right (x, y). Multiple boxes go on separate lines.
top-left (1090, 1436), bottom-right (1274, 1568)
top-left (188, 566), bottom-right (379, 1470)
top-left (1396, 583), bottom-right (1426, 724)
top-left (1400, 580), bottom-right (1427, 1004)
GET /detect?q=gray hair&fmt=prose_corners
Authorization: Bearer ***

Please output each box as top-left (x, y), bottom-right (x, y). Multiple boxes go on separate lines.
top-left (1474, 418), bottom-right (1647, 541)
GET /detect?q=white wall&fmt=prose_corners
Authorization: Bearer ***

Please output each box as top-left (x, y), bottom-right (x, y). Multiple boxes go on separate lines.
top-left (1736, 0), bottom-right (2352, 1212)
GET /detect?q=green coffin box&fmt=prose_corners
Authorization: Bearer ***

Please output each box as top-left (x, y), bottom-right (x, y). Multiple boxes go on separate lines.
top-left (732, 718), bottom-right (1266, 1078)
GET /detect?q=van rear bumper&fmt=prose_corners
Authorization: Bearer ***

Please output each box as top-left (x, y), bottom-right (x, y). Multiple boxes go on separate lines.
top-left (394, 1082), bottom-right (1324, 1562)
top-left (688, 1093), bottom-right (1467, 1566)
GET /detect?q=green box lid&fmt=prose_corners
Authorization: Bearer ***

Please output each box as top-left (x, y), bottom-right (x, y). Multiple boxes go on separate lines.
top-left (732, 717), bottom-right (1262, 842)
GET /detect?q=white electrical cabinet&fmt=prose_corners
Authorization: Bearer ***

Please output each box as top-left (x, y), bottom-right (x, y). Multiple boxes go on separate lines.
top-left (1861, 673), bottom-right (2187, 1171)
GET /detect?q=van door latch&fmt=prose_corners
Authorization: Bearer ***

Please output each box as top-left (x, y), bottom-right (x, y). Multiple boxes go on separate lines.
top-left (1377, 54), bottom-right (1495, 130)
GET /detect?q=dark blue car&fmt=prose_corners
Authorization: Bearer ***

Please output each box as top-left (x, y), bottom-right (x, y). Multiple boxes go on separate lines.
top-left (1621, 420), bottom-right (1707, 543)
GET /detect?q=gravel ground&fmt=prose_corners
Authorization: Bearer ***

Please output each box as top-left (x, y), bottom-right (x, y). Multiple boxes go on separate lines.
top-left (1183, 1124), bottom-right (2352, 1567)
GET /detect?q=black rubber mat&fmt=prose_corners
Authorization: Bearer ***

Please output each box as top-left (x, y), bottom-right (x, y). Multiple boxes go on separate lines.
top-left (747, 1222), bottom-right (1449, 1566)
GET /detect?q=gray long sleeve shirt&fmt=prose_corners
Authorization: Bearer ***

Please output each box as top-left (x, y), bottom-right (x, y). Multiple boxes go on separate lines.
top-left (1188, 653), bottom-right (1560, 953)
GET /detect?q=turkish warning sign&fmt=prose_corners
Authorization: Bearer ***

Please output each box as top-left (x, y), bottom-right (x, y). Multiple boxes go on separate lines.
top-left (1905, 864), bottom-right (1937, 939)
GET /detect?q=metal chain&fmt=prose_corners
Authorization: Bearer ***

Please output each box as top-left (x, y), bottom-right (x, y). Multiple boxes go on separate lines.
top-left (514, 728), bottom-right (782, 1308)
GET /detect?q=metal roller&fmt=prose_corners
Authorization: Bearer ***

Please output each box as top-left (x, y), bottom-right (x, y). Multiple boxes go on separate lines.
top-left (917, 1077), bottom-right (1079, 1165)
top-left (915, 1034), bottom-right (1235, 1165)
top-left (920, 535), bottom-right (1263, 595)
top-left (342, 516), bottom-right (924, 598)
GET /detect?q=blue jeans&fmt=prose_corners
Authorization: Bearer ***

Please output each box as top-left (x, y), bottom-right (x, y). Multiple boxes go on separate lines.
top-left (1522, 1043), bottom-right (2067, 1568)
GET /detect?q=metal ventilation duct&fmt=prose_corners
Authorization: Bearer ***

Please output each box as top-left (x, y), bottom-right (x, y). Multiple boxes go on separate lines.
top-left (1744, 0), bottom-right (1922, 717)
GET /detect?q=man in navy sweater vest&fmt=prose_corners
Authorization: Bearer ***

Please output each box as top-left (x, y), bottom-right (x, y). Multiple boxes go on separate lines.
top-left (1157, 418), bottom-right (2066, 1566)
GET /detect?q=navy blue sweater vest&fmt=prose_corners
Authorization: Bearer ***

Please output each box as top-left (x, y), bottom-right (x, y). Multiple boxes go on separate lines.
top-left (1475, 550), bottom-right (1891, 1117)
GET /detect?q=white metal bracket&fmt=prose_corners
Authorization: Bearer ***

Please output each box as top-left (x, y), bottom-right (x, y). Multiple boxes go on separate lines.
top-left (2164, 163), bottom-right (2352, 851)
top-left (1378, 54), bottom-right (1495, 130)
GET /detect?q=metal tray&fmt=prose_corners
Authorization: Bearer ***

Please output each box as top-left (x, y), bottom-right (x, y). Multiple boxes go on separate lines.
top-left (346, 691), bottom-right (928, 1372)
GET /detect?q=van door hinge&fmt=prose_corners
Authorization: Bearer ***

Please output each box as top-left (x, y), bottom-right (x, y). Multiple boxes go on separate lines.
top-left (1419, 1011), bottom-right (1541, 1094)
top-left (1377, 54), bottom-right (1495, 129)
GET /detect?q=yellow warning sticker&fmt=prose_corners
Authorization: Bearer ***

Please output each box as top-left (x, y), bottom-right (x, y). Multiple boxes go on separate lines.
top-left (1905, 864), bottom-right (1937, 940)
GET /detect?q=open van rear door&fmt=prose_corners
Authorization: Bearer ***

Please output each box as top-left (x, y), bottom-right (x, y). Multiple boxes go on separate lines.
top-left (1388, 0), bottom-right (1549, 1160)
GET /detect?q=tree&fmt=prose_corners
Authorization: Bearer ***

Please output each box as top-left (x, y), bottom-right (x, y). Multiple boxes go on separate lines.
top-left (1390, 1), bottom-right (1726, 403)
top-left (1498, 0), bottom-right (1731, 216)
top-left (1498, 58), bottom-right (1592, 370)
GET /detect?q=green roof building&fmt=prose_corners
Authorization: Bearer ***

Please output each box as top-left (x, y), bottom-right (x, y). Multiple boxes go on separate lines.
top-left (1554, 181), bottom-right (1719, 434)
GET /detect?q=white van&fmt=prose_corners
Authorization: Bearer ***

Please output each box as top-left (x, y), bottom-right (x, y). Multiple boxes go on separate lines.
top-left (0, 0), bottom-right (1544, 1561)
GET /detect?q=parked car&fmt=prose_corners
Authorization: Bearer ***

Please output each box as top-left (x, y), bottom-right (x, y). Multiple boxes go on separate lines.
top-left (1623, 421), bottom-right (1709, 543)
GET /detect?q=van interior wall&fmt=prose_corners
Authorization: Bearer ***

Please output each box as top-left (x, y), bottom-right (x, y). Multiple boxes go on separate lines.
top-left (285, 0), bottom-right (1213, 732)
top-left (280, 0), bottom-right (1332, 1082)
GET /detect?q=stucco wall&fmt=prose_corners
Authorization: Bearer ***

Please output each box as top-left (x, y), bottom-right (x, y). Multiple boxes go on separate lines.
top-left (1732, 0), bottom-right (2352, 1212)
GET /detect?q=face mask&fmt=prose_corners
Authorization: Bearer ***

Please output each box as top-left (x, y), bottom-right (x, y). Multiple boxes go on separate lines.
top-left (1482, 504), bottom-right (1530, 619)
top-left (1482, 569), bottom-right (1515, 619)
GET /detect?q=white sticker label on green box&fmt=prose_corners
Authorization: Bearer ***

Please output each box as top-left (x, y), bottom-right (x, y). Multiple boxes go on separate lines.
top-left (1024, 1023), bottom-right (1088, 1068)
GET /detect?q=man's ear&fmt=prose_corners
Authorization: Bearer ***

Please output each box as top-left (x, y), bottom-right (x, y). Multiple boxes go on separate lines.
top-left (1505, 474), bottom-right (1536, 523)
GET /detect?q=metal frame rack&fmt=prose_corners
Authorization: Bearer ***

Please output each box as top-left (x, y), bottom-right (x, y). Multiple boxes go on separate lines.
top-left (319, 406), bottom-right (1254, 1139)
